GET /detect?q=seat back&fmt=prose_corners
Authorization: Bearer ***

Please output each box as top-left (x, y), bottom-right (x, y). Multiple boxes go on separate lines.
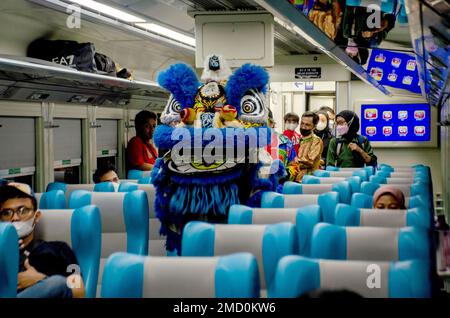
top-left (360, 182), bottom-right (429, 199)
top-left (0, 223), bottom-right (19, 298)
top-left (228, 204), bottom-right (321, 256)
top-left (119, 183), bottom-right (164, 256)
top-left (35, 190), bottom-right (66, 209)
top-left (46, 182), bottom-right (117, 202)
top-left (261, 191), bottom-right (339, 223)
top-left (283, 181), bottom-right (351, 204)
top-left (315, 170), bottom-right (368, 182)
top-left (120, 179), bottom-right (138, 183)
top-left (311, 223), bottom-right (430, 261)
top-left (69, 190), bottom-right (149, 296)
top-left (182, 222), bottom-right (296, 297)
top-left (303, 175), bottom-right (361, 193)
top-left (334, 204), bottom-right (430, 228)
top-left (351, 193), bottom-right (429, 210)
top-left (127, 169), bottom-right (151, 180)
top-left (101, 252), bottom-right (259, 298)
top-left (273, 256), bottom-right (431, 298)
top-left (34, 206), bottom-right (101, 298)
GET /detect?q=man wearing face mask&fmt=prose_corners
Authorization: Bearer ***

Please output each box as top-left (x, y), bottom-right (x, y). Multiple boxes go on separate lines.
top-left (283, 112), bottom-right (302, 154)
top-left (314, 110), bottom-right (333, 167)
top-left (0, 185), bottom-right (85, 298)
top-left (93, 164), bottom-right (120, 191)
top-left (287, 111), bottom-right (323, 182)
top-left (326, 110), bottom-right (377, 168)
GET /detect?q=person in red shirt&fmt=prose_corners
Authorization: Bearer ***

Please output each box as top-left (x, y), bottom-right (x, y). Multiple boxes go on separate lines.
top-left (283, 112), bottom-right (301, 153)
top-left (127, 111), bottom-right (158, 171)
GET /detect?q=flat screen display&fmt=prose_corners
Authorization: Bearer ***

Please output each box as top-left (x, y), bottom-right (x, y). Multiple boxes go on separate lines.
top-left (360, 103), bottom-right (431, 142)
top-left (367, 49), bottom-right (422, 94)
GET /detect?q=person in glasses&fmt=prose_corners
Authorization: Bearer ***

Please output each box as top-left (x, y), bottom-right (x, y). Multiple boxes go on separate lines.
top-left (0, 185), bottom-right (85, 298)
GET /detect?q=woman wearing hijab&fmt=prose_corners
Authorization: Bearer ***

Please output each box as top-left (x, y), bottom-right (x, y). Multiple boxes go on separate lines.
top-left (314, 110), bottom-right (333, 167)
top-left (326, 110), bottom-right (377, 167)
top-left (372, 186), bottom-right (406, 210)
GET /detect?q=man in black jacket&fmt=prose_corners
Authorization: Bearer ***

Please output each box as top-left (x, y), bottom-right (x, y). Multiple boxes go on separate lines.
top-left (0, 185), bottom-right (85, 298)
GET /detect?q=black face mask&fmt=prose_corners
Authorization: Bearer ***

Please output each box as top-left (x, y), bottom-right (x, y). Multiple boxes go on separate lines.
top-left (300, 128), bottom-right (312, 136)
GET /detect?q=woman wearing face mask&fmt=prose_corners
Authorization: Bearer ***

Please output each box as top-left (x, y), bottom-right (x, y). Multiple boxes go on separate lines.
top-left (314, 110), bottom-right (333, 167)
top-left (326, 110), bottom-right (377, 168)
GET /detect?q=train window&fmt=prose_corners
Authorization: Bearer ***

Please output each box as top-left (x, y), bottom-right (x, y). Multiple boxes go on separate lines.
top-left (53, 118), bottom-right (82, 184)
top-left (0, 117), bottom-right (36, 189)
top-left (96, 119), bottom-right (118, 168)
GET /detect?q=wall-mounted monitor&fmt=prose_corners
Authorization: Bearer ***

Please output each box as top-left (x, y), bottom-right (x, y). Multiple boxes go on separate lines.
top-left (366, 49), bottom-right (422, 94)
top-left (354, 100), bottom-right (438, 148)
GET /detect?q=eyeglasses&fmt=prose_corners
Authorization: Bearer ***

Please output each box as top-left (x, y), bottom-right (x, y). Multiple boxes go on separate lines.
top-left (0, 206), bottom-right (35, 221)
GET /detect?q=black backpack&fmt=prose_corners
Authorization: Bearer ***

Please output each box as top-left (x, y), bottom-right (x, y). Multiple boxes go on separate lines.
top-left (27, 39), bottom-right (97, 73)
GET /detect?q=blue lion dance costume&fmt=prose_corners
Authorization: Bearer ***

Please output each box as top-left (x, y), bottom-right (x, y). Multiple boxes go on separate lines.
top-left (151, 55), bottom-right (284, 254)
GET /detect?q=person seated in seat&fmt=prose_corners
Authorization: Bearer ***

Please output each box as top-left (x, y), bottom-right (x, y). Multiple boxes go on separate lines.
top-left (0, 185), bottom-right (85, 298)
top-left (93, 164), bottom-right (119, 184)
top-left (126, 110), bottom-right (158, 171)
top-left (372, 186), bottom-right (406, 210)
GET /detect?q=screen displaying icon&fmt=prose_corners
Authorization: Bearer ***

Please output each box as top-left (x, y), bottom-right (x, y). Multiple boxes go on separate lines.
top-left (402, 76), bottom-right (413, 85)
top-left (364, 108), bottom-right (378, 120)
top-left (406, 59), bottom-right (416, 71)
top-left (383, 126), bottom-right (392, 136)
top-left (398, 110), bottom-right (408, 121)
top-left (414, 110), bottom-right (426, 120)
top-left (388, 71), bottom-right (398, 82)
top-left (370, 67), bottom-right (383, 81)
top-left (391, 57), bottom-right (402, 68)
top-left (382, 111), bottom-right (392, 121)
top-left (414, 126), bottom-right (426, 136)
top-left (366, 126), bottom-right (377, 136)
top-left (398, 126), bottom-right (408, 136)
top-left (361, 103), bottom-right (430, 142)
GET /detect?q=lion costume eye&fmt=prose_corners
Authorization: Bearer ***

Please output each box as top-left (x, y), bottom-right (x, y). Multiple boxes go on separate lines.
top-left (239, 89), bottom-right (267, 125)
top-left (161, 95), bottom-right (182, 125)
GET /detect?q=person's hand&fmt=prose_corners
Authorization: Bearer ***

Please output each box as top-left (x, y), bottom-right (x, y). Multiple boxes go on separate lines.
top-left (362, 30), bottom-right (375, 38)
top-left (18, 239), bottom-right (26, 250)
top-left (348, 142), bottom-right (363, 153)
top-left (18, 259), bottom-right (47, 289)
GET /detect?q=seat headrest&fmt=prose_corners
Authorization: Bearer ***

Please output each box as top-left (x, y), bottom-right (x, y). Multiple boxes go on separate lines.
top-left (0, 223), bottom-right (19, 297)
top-left (182, 221), bottom-right (296, 293)
top-left (273, 256), bottom-right (431, 298)
top-left (101, 252), bottom-right (260, 298)
top-left (311, 223), bottom-right (430, 261)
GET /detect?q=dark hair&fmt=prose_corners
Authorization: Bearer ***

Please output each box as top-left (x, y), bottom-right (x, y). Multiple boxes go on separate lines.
top-left (0, 185), bottom-right (37, 211)
top-left (302, 111), bottom-right (319, 125)
top-left (319, 106), bottom-right (335, 115)
top-left (93, 164), bottom-right (116, 184)
top-left (135, 110), bottom-right (157, 129)
top-left (284, 112), bottom-right (299, 123)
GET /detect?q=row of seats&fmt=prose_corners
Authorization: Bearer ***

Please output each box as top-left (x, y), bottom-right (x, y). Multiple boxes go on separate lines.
top-left (1, 164), bottom-right (433, 298)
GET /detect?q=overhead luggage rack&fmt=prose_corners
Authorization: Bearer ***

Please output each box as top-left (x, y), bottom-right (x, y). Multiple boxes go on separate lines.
top-left (254, 0), bottom-right (392, 96)
top-left (0, 55), bottom-right (169, 108)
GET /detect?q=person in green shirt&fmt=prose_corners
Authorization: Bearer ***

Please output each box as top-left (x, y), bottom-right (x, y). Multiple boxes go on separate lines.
top-left (327, 110), bottom-right (377, 168)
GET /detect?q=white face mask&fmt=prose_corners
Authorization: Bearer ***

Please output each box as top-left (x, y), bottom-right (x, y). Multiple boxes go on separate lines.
top-left (285, 123), bottom-right (298, 131)
top-left (12, 215), bottom-right (36, 238)
top-left (316, 121), bottom-right (327, 131)
top-left (328, 120), bottom-right (335, 129)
